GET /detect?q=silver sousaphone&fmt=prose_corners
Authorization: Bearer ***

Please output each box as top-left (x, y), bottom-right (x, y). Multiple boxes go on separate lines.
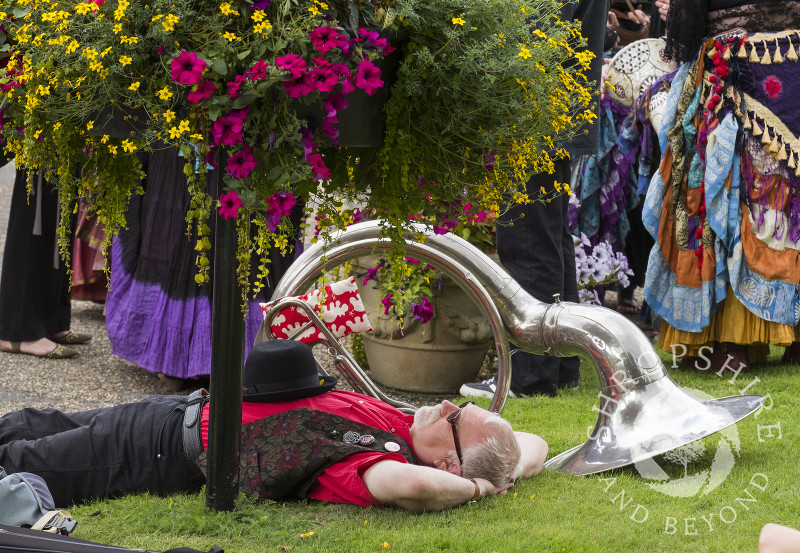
top-left (259, 220), bottom-right (764, 476)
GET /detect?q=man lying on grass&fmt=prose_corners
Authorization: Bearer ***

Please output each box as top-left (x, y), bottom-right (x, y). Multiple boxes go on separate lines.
top-left (0, 340), bottom-right (548, 512)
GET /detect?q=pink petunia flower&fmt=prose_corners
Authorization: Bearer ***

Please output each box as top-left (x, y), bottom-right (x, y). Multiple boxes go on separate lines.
top-left (357, 28), bottom-right (393, 54)
top-left (381, 293), bottom-right (394, 315)
top-left (282, 78), bottom-right (314, 98)
top-left (226, 146), bottom-right (257, 179)
top-left (411, 297), bottom-right (434, 324)
top-left (267, 191), bottom-right (296, 217)
top-left (211, 109), bottom-right (249, 146)
top-left (248, 59), bottom-right (269, 81)
top-left (309, 26), bottom-right (347, 54)
top-left (275, 54), bottom-right (307, 79)
top-left (354, 60), bottom-right (383, 95)
top-left (219, 190), bottom-right (243, 220)
top-left (187, 80), bottom-right (217, 104)
top-left (227, 74), bottom-right (247, 100)
top-left (306, 153), bottom-right (330, 180)
top-left (306, 67), bottom-right (338, 93)
top-left (86, 0), bottom-right (105, 6)
top-left (170, 50), bottom-right (207, 85)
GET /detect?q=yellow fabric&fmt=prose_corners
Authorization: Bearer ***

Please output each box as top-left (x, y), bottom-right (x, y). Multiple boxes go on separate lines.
top-left (657, 290), bottom-right (800, 359)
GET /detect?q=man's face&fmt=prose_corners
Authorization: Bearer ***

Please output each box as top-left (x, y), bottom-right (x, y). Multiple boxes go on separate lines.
top-left (410, 400), bottom-right (492, 473)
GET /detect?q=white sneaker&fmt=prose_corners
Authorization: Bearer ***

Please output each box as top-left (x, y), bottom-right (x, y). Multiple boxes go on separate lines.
top-left (459, 377), bottom-right (519, 399)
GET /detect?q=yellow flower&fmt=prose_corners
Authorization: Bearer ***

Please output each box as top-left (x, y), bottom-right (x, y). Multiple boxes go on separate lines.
top-left (113, 23), bottom-right (122, 34)
top-left (452, 17), bottom-right (465, 26)
top-left (190, 133), bottom-right (204, 141)
top-left (308, 5), bottom-right (320, 15)
top-left (177, 120), bottom-right (191, 134)
top-left (89, 60), bottom-right (104, 72)
top-left (120, 35), bottom-right (138, 45)
top-left (66, 39), bottom-right (79, 54)
top-left (219, 2), bottom-right (237, 16)
top-left (168, 126), bottom-right (182, 139)
top-left (382, 543), bottom-right (391, 550)
top-left (35, 84), bottom-right (49, 96)
top-left (518, 46), bottom-right (532, 59)
top-left (82, 47), bottom-right (98, 60)
top-left (121, 139), bottom-right (136, 153)
top-left (251, 11), bottom-right (264, 22)
top-left (128, 81), bottom-right (140, 91)
top-left (86, 120), bottom-right (94, 131)
top-left (74, 3), bottom-right (92, 15)
top-left (100, 46), bottom-right (112, 58)
top-left (157, 87), bottom-right (173, 100)
top-left (163, 110), bottom-right (176, 123)
top-left (100, 134), bottom-right (109, 144)
top-left (223, 31), bottom-right (239, 42)
top-left (299, 531), bottom-right (314, 539)
top-left (254, 21), bottom-right (271, 34)
top-left (119, 55), bottom-right (132, 66)
top-left (162, 14), bottom-right (179, 32)
top-left (108, 145), bottom-right (118, 155)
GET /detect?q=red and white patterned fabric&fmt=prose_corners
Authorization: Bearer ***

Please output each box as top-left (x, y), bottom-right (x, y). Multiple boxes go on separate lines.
top-left (261, 277), bottom-right (373, 344)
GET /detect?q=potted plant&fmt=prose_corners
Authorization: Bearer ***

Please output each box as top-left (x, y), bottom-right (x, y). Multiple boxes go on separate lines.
top-left (573, 232), bottom-right (633, 304)
top-left (351, 209), bottom-right (497, 393)
top-left (0, 0), bottom-right (596, 305)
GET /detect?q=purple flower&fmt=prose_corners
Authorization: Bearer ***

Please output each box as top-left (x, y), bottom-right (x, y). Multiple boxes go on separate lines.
top-left (309, 26), bottom-right (348, 53)
top-left (249, 0), bottom-right (270, 8)
top-left (265, 210), bottom-right (280, 233)
top-left (170, 50), bottom-right (206, 85)
top-left (226, 146), bottom-right (257, 179)
top-left (275, 54), bottom-right (307, 79)
top-left (219, 190), bottom-right (243, 219)
top-left (187, 80), bottom-right (217, 105)
top-left (411, 298), bottom-right (434, 324)
top-left (362, 265), bottom-right (380, 286)
top-left (354, 60), bottom-right (383, 95)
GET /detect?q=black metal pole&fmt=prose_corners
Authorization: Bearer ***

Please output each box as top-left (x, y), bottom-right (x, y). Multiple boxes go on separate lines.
top-left (206, 173), bottom-right (245, 511)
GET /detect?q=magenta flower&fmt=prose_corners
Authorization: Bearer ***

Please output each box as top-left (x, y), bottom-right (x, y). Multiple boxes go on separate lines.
top-left (411, 298), bottom-right (434, 324)
top-left (249, 0), bottom-right (270, 8)
top-left (187, 80), bottom-right (217, 104)
top-left (249, 59), bottom-right (269, 81)
top-left (323, 92), bottom-right (348, 116)
top-left (381, 293), bottom-right (394, 315)
top-left (357, 28), bottom-right (392, 53)
top-left (226, 146), bottom-right (257, 179)
top-left (227, 74), bottom-right (247, 100)
top-left (275, 54), bottom-right (307, 79)
top-left (309, 26), bottom-right (347, 53)
top-left (171, 50), bottom-right (207, 85)
top-left (219, 190), bottom-right (243, 220)
top-left (211, 109), bottom-right (249, 146)
top-left (306, 153), bottom-right (330, 180)
top-left (264, 210), bottom-right (280, 233)
top-left (355, 60), bottom-right (383, 95)
top-left (405, 257), bottom-right (420, 264)
top-left (321, 116), bottom-right (339, 142)
top-left (267, 191), bottom-right (296, 216)
top-left (282, 78), bottom-right (314, 98)
top-left (362, 265), bottom-right (380, 286)
top-left (307, 67), bottom-right (338, 92)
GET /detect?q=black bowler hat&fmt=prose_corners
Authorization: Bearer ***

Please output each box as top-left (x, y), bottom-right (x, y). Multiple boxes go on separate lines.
top-left (242, 340), bottom-right (337, 402)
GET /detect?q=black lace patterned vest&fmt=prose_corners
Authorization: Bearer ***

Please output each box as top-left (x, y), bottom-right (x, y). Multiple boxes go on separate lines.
top-left (195, 408), bottom-right (417, 500)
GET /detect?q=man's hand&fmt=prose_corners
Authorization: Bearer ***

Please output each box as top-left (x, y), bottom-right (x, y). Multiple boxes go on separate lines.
top-left (362, 460), bottom-right (512, 512)
top-left (655, 0), bottom-right (669, 22)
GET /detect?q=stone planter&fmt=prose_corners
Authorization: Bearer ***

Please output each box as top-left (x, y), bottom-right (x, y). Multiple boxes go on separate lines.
top-left (355, 259), bottom-right (493, 393)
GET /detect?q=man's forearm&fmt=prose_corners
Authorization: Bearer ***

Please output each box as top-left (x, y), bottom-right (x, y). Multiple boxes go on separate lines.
top-left (362, 461), bottom-right (494, 512)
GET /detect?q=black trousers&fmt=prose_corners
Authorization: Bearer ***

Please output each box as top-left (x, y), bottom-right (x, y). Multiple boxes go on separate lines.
top-left (496, 158), bottom-right (580, 396)
top-left (0, 395), bottom-right (202, 506)
top-left (0, 169), bottom-right (72, 342)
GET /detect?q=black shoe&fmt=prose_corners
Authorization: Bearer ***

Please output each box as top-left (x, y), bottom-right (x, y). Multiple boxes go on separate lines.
top-left (559, 380), bottom-right (579, 389)
top-left (460, 377), bottom-right (522, 399)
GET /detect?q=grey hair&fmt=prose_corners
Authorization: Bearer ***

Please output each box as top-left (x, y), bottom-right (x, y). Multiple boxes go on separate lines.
top-left (459, 416), bottom-right (521, 487)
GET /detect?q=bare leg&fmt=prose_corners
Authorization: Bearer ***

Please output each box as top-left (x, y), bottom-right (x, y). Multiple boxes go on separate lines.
top-left (759, 524), bottom-right (800, 553)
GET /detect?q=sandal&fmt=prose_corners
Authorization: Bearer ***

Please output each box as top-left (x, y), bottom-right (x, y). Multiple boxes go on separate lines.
top-left (51, 331), bottom-right (92, 345)
top-left (781, 342), bottom-right (800, 364)
top-left (2, 341), bottom-right (78, 359)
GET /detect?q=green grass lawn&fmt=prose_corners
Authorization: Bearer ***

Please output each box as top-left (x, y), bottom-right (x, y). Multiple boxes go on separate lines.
top-left (67, 347), bottom-right (799, 553)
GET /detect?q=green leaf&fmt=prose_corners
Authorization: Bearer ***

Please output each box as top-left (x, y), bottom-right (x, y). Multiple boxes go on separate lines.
top-left (208, 106), bottom-right (221, 121)
top-left (231, 92), bottom-right (258, 109)
top-left (237, 49), bottom-right (252, 61)
top-left (210, 58), bottom-right (228, 76)
top-left (12, 7), bottom-right (31, 18)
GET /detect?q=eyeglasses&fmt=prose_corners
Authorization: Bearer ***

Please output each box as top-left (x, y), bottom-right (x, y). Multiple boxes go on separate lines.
top-left (446, 401), bottom-right (475, 468)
